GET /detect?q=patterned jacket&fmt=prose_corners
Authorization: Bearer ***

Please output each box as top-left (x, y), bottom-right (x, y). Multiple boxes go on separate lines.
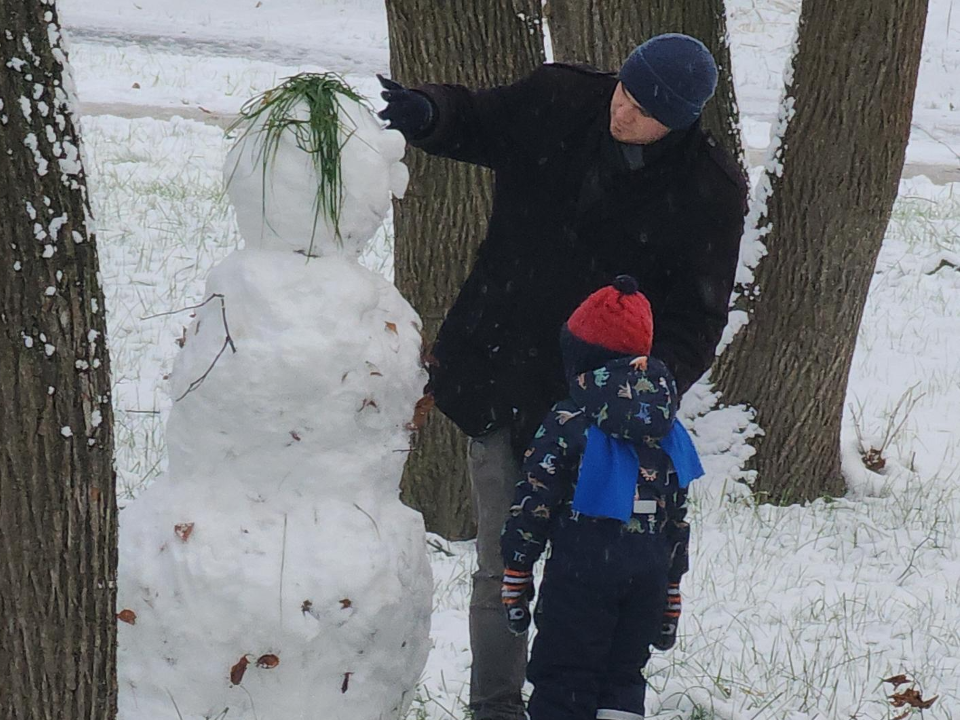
top-left (500, 355), bottom-right (691, 582)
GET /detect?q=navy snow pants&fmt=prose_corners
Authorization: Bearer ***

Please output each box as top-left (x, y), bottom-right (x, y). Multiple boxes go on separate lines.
top-left (527, 519), bottom-right (670, 720)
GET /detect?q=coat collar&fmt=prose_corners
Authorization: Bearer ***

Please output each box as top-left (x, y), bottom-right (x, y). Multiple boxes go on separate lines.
top-left (604, 118), bottom-right (703, 178)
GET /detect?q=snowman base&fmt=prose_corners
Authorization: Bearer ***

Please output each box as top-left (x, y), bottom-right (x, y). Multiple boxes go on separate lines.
top-left (117, 251), bottom-right (433, 720)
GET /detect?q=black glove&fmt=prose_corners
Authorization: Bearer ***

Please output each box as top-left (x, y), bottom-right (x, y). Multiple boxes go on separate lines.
top-left (501, 568), bottom-right (535, 636)
top-left (376, 74), bottom-right (435, 138)
top-left (652, 583), bottom-right (681, 651)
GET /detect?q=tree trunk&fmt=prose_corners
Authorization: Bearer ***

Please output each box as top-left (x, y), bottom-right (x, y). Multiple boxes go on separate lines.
top-left (545, 0), bottom-right (743, 167)
top-left (386, 0), bottom-right (545, 540)
top-left (711, 0), bottom-right (928, 504)
top-left (0, 2), bottom-right (119, 718)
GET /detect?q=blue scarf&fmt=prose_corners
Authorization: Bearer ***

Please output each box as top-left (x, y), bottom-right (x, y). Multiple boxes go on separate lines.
top-left (572, 422), bottom-right (704, 522)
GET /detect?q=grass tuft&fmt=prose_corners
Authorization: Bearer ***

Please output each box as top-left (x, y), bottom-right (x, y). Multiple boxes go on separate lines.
top-left (227, 72), bottom-right (368, 256)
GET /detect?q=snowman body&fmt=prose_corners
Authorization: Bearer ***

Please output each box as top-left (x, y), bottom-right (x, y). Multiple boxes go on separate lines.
top-left (118, 93), bottom-right (432, 720)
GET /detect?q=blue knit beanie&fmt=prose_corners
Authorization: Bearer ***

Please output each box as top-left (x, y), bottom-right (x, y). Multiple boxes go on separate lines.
top-left (619, 33), bottom-right (718, 130)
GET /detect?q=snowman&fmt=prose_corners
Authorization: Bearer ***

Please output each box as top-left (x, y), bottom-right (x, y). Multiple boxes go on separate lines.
top-left (117, 74), bottom-right (433, 720)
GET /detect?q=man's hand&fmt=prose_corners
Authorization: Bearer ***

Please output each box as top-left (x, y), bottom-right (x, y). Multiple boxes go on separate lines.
top-left (376, 74), bottom-right (435, 138)
top-left (652, 583), bottom-right (681, 651)
top-left (501, 568), bottom-right (535, 636)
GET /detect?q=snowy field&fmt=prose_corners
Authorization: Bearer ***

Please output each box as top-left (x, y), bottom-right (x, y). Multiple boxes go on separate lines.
top-left (63, 0), bottom-right (960, 717)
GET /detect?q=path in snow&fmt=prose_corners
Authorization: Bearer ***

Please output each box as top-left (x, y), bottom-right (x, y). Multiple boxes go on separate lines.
top-left (79, 100), bottom-right (960, 186)
top-left (67, 25), bottom-right (382, 76)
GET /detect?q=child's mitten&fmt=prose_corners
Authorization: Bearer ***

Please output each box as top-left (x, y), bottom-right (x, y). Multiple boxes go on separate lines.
top-left (501, 568), bottom-right (535, 635)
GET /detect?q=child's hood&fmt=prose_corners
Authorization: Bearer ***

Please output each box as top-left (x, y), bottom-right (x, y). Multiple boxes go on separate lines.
top-left (568, 355), bottom-right (678, 443)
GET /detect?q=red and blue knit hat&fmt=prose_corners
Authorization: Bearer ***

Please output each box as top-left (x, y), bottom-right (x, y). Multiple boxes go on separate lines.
top-left (566, 275), bottom-right (654, 357)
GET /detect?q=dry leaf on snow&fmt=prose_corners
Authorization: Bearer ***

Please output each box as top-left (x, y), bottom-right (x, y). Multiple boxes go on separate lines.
top-left (174, 523), bottom-right (194, 542)
top-left (890, 688), bottom-right (938, 709)
top-left (256, 654), bottom-right (280, 669)
top-left (230, 656), bottom-right (249, 685)
top-left (883, 674), bottom-right (911, 688)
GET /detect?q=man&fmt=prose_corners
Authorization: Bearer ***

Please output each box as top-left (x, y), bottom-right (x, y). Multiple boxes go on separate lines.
top-left (379, 33), bottom-right (747, 720)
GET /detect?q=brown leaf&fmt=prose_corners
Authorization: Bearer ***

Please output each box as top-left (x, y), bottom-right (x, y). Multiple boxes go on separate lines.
top-left (340, 598), bottom-right (352, 610)
top-left (255, 0), bottom-right (262, 6)
top-left (174, 523), bottom-right (194, 542)
top-left (893, 710), bottom-right (910, 720)
top-left (301, 599), bottom-right (313, 615)
top-left (863, 447), bottom-right (886, 472)
top-left (230, 656), bottom-right (249, 685)
top-left (289, 430), bottom-right (301, 442)
top-left (132, 82), bottom-right (141, 89)
top-left (406, 393), bottom-right (435, 432)
top-left (384, 322), bottom-right (398, 336)
top-left (256, 654), bottom-right (280, 669)
top-left (341, 671), bottom-right (353, 693)
top-left (883, 674), bottom-right (911, 688)
top-left (359, 398), bottom-right (378, 411)
top-left (117, 609), bottom-right (137, 625)
top-left (890, 688), bottom-right (938, 709)
top-left (414, 322), bottom-right (432, 367)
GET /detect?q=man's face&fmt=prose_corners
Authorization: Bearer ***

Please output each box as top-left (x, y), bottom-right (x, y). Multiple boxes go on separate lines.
top-left (609, 82), bottom-right (672, 145)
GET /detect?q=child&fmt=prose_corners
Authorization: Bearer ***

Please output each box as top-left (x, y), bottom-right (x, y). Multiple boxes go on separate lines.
top-left (500, 275), bottom-right (702, 720)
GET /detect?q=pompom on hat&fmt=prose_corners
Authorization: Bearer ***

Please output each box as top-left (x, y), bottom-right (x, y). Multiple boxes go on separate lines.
top-left (566, 275), bottom-right (654, 357)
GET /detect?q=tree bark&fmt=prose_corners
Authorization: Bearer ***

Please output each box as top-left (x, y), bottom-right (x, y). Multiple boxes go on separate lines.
top-left (711, 0), bottom-right (928, 503)
top-left (0, 2), bottom-right (118, 718)
top-left (545, 0), bottom-right (743, 167)
top-left (386, 0), bottom-right (545, 540)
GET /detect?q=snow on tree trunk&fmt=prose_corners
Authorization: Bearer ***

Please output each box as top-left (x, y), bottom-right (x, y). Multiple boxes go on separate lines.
top-left (386, 0), bottom-right (546, 540)
top-left (115, 78), bottom-right (432, 720)
top-left (0, 2), bottom-right (118, 718)
top-left (711, 0), bottom-right (929, 503)
top-left (545, 0), bottom-right (744, 168)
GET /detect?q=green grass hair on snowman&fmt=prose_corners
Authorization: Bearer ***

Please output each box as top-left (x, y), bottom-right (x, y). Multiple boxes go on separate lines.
top-left (227, 72), bottom-right (369, 257)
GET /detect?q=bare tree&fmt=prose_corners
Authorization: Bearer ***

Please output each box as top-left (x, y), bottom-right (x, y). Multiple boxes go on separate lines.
top-left (712, 0), bottom-right (929, 503)
top-left (0, 2), bottom-right (118, 718)
top-left (545, 0), bottom-right (743, 165)
top-left (385, 0), bottom-right (545, 539)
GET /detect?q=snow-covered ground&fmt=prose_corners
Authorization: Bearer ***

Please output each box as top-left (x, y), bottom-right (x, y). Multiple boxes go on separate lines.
top-left (67, 0), bottom-right (960, 717)
top-left (62, 0), bottom-right (959, 176)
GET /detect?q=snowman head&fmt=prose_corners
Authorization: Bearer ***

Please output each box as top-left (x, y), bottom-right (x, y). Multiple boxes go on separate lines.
top-left (225, 73), bottom-right (409, 258)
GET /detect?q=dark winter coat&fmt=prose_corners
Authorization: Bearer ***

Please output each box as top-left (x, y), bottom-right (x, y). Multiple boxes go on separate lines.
top-left (411, 63), bottom-right (747, 449)
top-left (499, 354), bottom-right (689, 583)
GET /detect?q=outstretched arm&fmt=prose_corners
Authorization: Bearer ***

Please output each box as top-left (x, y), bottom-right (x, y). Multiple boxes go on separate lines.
top-left (404, 66), bottom-right (552, 169)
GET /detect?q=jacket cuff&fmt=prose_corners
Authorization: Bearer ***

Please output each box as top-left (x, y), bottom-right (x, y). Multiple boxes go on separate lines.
top-left (407, 84), bottom-right (461, 155)
top-left (407, 89), bottom-right (439, 142)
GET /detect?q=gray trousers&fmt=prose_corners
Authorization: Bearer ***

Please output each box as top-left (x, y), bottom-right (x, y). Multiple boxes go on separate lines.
top-left (467, 428), bottom-right (528, 720)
